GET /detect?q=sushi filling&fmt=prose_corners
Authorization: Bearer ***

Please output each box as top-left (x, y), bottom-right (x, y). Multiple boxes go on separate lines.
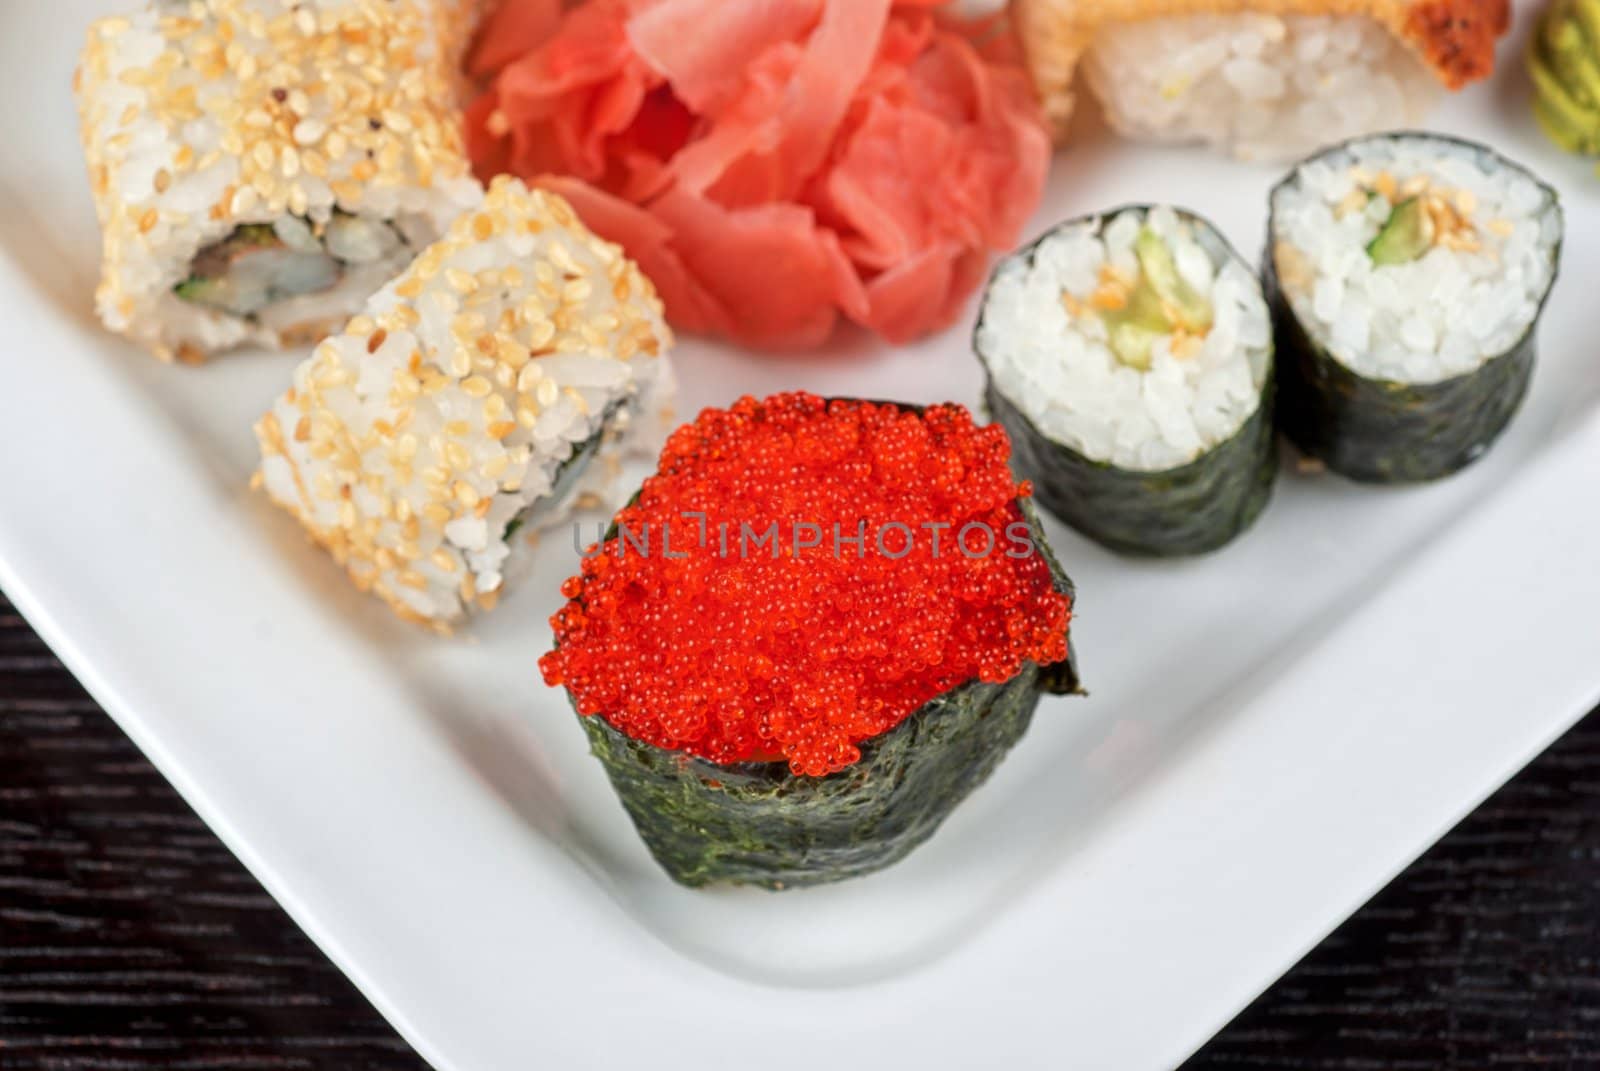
top-left (1083, 15), bottom-right (1438, 161)
top-left (1271, 136), bottom-right (1562, 384)
top-left (540, 393), bottom-right (1073, 778)
top-left (500, 400), bottom-right (626, 543)
top-left (174, 213), bottom-right (411, 319)
top-left (1079, 226), bottom-right (1215, 371)
top-left (978, 206), bottom-right (1270, 472)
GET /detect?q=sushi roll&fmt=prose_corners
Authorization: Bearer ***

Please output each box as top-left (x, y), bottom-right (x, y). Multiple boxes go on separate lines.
top-left (539, 393), bottom-right (1079, 889)
top-left (254, 176), bottom-right (674, 629)
top-left (75, 0), bottom-right (481, 363)
top-left (1015, 0), bottom-right (1509, 160)
top-left (1267, 133), bottom-right (1562, 483)
top-left (976, 206), bottom-right (1276, 558)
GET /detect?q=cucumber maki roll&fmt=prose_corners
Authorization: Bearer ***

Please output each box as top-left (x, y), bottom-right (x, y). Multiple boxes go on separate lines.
top-left (1267, 133), bottom-right (1562, 483)
top-left (540, 392), bottom-right (1079, 889)
top-left (975, 205), bottom-right (1276, 557)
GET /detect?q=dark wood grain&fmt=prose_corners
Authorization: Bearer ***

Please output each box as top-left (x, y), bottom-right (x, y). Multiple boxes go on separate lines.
top-left (1, 587), bottom-right (1597, 1070)
top-left (0, 594), bottom-right (423, 1071)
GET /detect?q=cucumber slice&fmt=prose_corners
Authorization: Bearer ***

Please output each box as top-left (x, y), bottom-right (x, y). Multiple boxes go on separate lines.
top-left (1106, 318), bottom-right (1164, 371)
top-left (173, 275), bottom-right (216, 303)
top-left (1134, 227), bottom-right (1212, 332)
top-left (1367, 198), bottom-right (1434, 266)
top-left (233, 223), bottom-right (283, 247)
top-left (1100, 228), bottom-right (1215, 369)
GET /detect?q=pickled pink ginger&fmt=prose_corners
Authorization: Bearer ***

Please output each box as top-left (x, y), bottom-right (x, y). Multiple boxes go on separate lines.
top-left (466, 0), bottom-right (1050, 349)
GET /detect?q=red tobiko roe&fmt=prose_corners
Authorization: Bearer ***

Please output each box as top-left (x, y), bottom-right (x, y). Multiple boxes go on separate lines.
top-left (464, 0), bottom-right (1050, 349)
top-left (538, 393), bottom-right (1072, 778)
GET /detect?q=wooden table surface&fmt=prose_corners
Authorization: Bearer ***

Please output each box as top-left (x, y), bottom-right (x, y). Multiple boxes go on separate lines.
top-left (3, 589), bottom-right (1598, 1070)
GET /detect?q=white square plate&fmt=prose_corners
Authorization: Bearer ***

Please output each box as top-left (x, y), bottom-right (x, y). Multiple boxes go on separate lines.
top-left (3, 3), bottom-right (1598, 1068)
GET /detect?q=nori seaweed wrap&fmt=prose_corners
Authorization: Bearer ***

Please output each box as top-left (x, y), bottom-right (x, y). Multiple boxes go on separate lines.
top-left (975, 205), bottom-right (1277, 557)
top-left (540, 393), bottom-right (1080, 889)
top-left (1266, 132), bottom-right (1562, 483)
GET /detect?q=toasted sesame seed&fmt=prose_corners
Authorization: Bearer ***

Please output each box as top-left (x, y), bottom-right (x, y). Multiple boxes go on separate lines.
top-left (292, 118), bottom-right (326, 145)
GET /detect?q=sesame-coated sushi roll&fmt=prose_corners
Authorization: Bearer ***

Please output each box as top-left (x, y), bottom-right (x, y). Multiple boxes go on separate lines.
top-left (75, 0), bottom-right (481, 362)
top-left (1267, 133), bottom-right (1562, 483)
top-left (255, 177), bottom-right (674, 629)
top-left (976, 206), bottom-right (1276, 558)
top-left (540, 393), bottom-right (1079, 889)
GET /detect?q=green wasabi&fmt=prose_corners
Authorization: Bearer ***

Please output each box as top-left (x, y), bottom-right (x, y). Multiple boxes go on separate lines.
top-left (1530, 0), bottom-right (1600, 159)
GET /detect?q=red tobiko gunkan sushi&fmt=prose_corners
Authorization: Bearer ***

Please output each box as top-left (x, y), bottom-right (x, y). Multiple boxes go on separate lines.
top-left (539, 392), bottom-right (1079, 888)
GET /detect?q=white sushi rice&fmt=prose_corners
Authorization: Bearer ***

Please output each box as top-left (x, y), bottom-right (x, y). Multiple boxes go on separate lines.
top-left (978, 206), bottom-right (1271, 472)
top-left (256, 178), bottom-right (675, 628)
top-left (76, 0), bottom-right (481, 361)
top-left (1083, 15), bottom-right (1439, 162)
top-left (1271, 134), bottom-right (1562, 384)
